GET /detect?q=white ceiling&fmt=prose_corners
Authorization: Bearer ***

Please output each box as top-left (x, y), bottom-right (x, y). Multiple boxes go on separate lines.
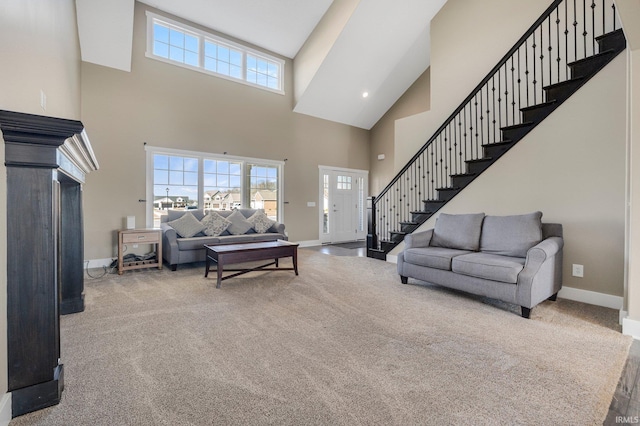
top-left (75, 0), bottom-right (447, 130)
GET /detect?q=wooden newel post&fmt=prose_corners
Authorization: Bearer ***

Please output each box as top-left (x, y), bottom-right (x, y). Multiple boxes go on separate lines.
top-left (367, 196), bottom-right (377, 256)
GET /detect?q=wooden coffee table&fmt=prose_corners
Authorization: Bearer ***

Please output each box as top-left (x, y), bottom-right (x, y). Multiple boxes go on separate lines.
top-left (204, 240), bottom-right (299, 288)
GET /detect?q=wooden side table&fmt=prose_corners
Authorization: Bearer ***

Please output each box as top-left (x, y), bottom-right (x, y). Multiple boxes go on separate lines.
top-left (118, 229), bottom-right (162, 275)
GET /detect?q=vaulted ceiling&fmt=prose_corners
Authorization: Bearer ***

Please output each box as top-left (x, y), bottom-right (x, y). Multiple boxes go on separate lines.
top-left (75, 0), bottom-right (447, 130)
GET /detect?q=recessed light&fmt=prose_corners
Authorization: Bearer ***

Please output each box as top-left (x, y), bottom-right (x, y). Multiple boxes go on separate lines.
top-left (362, 92), bottom-right (369, 98)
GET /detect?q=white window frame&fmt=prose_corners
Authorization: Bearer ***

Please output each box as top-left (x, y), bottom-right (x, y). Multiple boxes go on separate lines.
top-left (146, 11), bottom-right (285, 95)
top-left (145, 145), bottom-right (285, 227)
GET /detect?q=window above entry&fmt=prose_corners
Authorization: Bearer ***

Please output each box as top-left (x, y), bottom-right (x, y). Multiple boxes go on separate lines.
top-left (146, 11), bottom-right (285, 95)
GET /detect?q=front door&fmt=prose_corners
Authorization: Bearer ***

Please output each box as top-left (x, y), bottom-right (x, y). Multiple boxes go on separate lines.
top-left (319, 167), bottom-right (368, 244)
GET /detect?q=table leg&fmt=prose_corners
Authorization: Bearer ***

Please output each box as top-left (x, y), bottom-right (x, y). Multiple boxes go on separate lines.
top-left (293, 249), bottom-right (299, 276)
top-left (216, 261), bottom-right (223, 289)
top-left (205, 254), bottom-right (210, 277)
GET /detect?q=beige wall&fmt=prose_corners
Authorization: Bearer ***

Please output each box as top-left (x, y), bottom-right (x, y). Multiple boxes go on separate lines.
top-left (385, 0), bottom-right (629, 298)
top-left (81, 3), bottom-right (370, 260)
top-left (370, 68), bottom-right (431, 195)
top-left (395, 0), bottom-right (551, 169)
top-left (0, 0), bottom-right (82, 404)
top-left (617, 0), bottom-right (640, 322)
top-left (390, 53), bottom-right (628, 297)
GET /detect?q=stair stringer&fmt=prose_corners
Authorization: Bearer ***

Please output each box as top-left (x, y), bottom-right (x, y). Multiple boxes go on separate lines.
top-left (387, 50), bottom-right (628, 295)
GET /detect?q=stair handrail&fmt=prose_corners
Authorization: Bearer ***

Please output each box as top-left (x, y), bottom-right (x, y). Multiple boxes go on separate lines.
top-left (375, 0), bottom-right (565, 203)
top-left (369, 0), bottom-right (618, 254)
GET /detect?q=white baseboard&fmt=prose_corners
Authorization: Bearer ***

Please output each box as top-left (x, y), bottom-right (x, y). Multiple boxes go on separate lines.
top-left (0, 393), bottom-right (11, 426)
top-left (386, 254), bottom-right (398, 264)
top-left (623, 316), bottom-right (640, 340)
top-left (295, 240), bottom-right (322, 248)
top-left (558, 286), bottom-right (623, 310)
top-left (85, 258), bottom-right (115, 269)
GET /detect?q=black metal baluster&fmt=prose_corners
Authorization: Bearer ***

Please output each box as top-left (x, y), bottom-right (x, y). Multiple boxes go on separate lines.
top-left (446, 125), bottom-right (451, 188)
top-left (483, 85), bottom-right (489, 144)
top-left (556, 6), bottom-right (561, 84)
top-left (612, 3), bottom-right (616, 31)
top-left (498, 66), bottom-right (503, 130)
top-left (478, 91), bottom-right (484, 148)
top-left (457, 114), bottom-right (463, 171)
top-left (539, 27), bottom-right (544, 99)
top-left (511, 57), bottom-right (516, 124)
top-left (565, 0), bottom-right (569, 80)
top-left (471, 98), bottom-right (477, 158)
top-left (583, 0), bottom-right (587, 58)
top-left (573, 0), bottom-right (578, 62)
top-left (429, 145), bottom-right (435, 200)
top-left (503, 65), bottom-right (509, 127)
top-left (591, 1), bottom-right (596, 54)
top-left (602, 0), bottom-right (605, 35)
top-left (517, 47), bottom-right (522, 115)
top-left (532, 34), bottom-right (537, 105)
top-left (524, 40), bottom-right (530, 107)
top-left (548, 14), bottom-right (553, 87)
top-left (492, 75), bottom-right (497, 140)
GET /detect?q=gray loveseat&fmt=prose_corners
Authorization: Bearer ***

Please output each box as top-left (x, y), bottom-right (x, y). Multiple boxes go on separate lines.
top-left (396, 212), bottom-right (563, 318)
top-left (161, 208), bottom-right (287, 270)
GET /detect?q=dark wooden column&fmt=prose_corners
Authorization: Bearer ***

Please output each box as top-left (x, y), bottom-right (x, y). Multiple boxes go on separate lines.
top-left (0, 110), bottom-right (98, 417)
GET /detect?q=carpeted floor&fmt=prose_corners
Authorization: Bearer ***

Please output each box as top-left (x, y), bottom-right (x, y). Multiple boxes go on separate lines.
top-left (10, 250), bottom-right (631, 425)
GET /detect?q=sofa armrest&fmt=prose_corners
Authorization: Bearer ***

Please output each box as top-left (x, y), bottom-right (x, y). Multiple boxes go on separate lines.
top-left (161, 223), bottom-right (180, 265)
top-left (516, 236), bottom-right (564, 308)
top-left (270, 222), bottom-right (285, 235)
top-left (404, 229), bottom-right (433, 249)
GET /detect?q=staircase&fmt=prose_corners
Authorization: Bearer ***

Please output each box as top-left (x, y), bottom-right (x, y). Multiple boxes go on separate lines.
top-left (367, 0), bottom-right (626, 260)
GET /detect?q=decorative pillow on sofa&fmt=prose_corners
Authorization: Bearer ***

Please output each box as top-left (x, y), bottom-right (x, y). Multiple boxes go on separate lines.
top-left (167, 212), bottom-right (206, 238)
top-left (226, 210), bottom-right (254, 235)
top-left (480, 211), bottom-right (543, 258)
top-left (201, 211), bottom-right (232, 236)
top-left (248, 210), bottom-right (276, 233)
top-left (430, 213), bottom-right (485, 251)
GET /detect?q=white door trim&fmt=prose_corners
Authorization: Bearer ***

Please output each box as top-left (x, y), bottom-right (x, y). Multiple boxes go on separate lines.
top-left (318, 166), bottom-right (369, 244)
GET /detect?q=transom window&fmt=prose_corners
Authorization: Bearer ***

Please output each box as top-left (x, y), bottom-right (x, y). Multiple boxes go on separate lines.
top-left (146, 146), bottom-right (284, 227)
top-left (146, 11), bottom-right (284, 94)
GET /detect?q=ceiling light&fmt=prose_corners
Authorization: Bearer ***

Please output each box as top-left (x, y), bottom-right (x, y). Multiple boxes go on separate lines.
top-left (362, 92), bottom-right (369, 98)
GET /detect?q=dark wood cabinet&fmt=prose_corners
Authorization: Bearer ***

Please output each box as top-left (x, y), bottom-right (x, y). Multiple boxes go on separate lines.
top-left (0, 110), bottom-right (98, 417)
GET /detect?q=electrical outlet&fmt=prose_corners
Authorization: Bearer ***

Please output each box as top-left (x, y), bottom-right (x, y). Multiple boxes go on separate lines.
top-left (572, 264), bottom-right (584, 278)
top-left (133, 244), bottom-right (139, 249)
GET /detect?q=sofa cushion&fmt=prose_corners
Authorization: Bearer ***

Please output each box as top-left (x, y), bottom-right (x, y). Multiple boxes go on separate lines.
top-left (166, 209), bottom-right (205, 222)
top-left (404, 247), bottom-right (472, 271)
top-left (430, 213), bottom-right (485, 251)
top-left (167, 212), bottom-right (206, 238)
top-left (201, 211), bottom-right (231, 236)
top-left (452, 253), bottom-right (525, 284)
top-left (480, 211), bottom-right (543, 257)
top-left (227, 210), bottom-right (254, 235)
top-left (248, 210), bottom-right (276, 233)
top-left (175, 232), bottom-right (285, 251)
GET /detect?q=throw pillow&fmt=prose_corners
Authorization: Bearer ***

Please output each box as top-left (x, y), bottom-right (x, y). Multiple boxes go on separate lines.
top-left (201, 211), bottom-right (232, 236)
top-left (248, 210), bottom-right (276, 233)
top-left (430, 213), bottom-right (485, 251)
top-left (226, 210), bottom-right (254, 235)
top-left (480, 211), bottom-right (543, 257)
top-left (167, 212), bottom-right (206, 238)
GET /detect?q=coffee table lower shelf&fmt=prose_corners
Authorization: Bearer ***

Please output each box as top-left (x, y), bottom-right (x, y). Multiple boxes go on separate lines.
top-left (204, 240), bottom-right (299, 288)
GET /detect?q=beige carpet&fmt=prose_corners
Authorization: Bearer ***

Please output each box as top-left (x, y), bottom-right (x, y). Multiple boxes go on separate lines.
top-left (10, 250), bottom-right (631, 425)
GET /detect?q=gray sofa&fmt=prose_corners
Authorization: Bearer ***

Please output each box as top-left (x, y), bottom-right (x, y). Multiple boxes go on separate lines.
top-left (396, 212), bottom-right (563, 318)
top-left (161, 208), bottom-right (287, 270)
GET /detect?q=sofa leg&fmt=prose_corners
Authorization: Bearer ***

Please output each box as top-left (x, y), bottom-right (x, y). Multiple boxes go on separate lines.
top-left (400, 275), bottom-right (408, 284)
top-left (171, 264), bottom-right (177, 271)
top-left (548, 292), bottom-right (558, 302)
top-left (521, 307), bottom-right (531, 319)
